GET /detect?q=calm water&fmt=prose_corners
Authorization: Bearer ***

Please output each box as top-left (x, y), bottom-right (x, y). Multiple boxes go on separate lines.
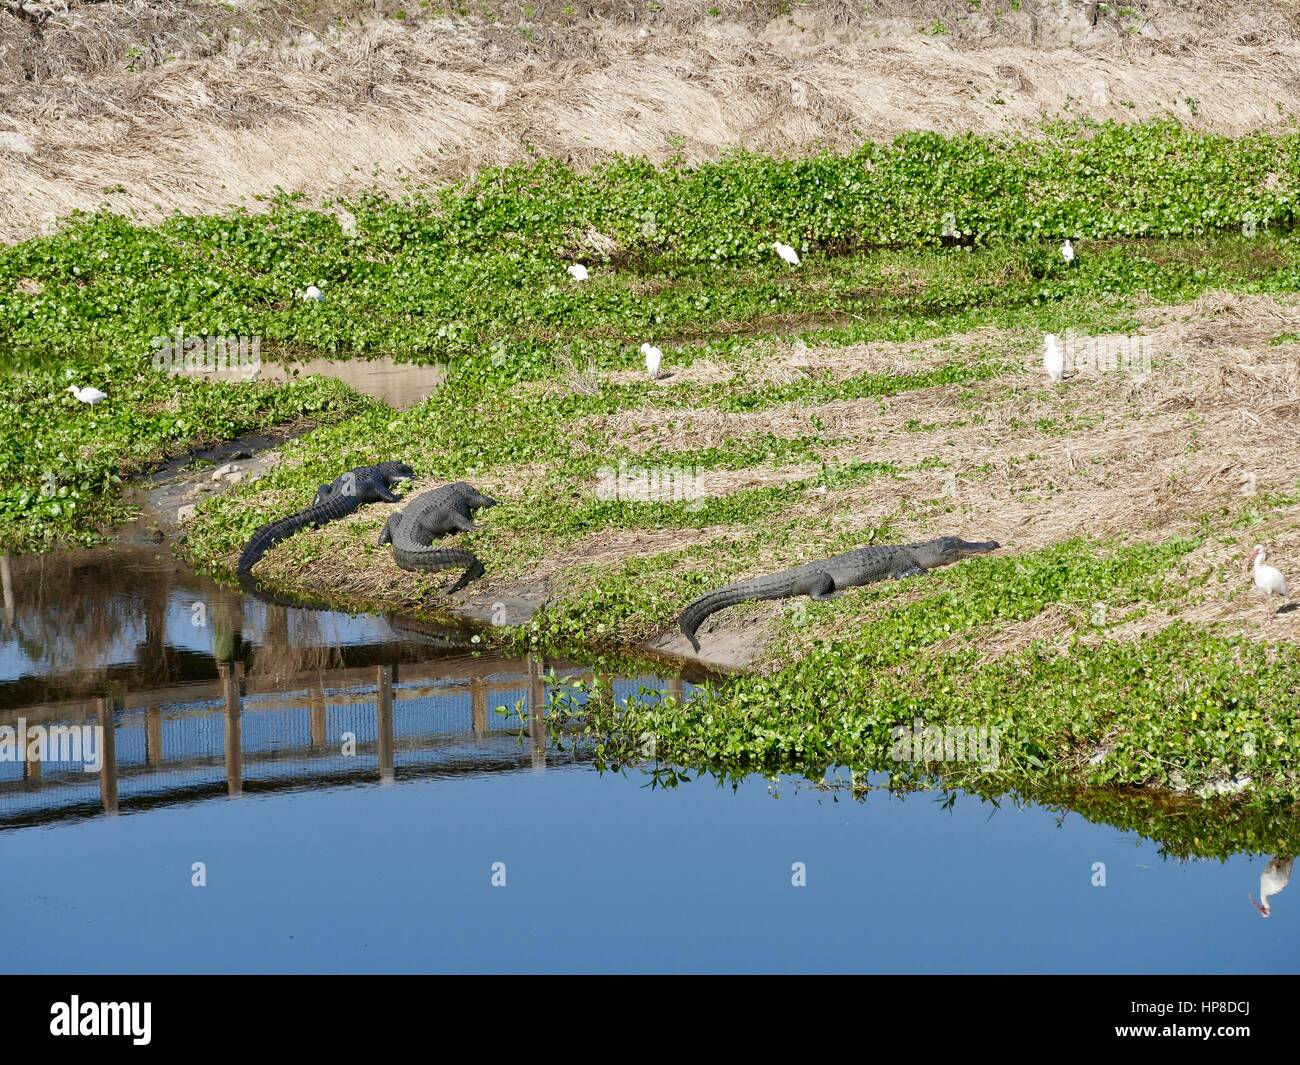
top-left (0, 546), bottom-right (1296, 973)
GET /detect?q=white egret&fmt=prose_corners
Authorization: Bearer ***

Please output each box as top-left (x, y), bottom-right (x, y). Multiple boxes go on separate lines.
top-left (1061, 239), bottom-right (1075, 265)
top-left (1248, 544), bottom-right (1289, 605)
top-left (640, 342), bottom-right (662, 380)
top-left (1043, 334), bottom-right (1065, 383)
top-left (774, 242), bottom-right (800, 266)
top-left (567, 263), bottom-right (589, 282)
top-left (1250, 857), bottom-right (1293, 917)
top-left (301, 284), bottom-right (325, 302)
top-left (66, 385), bottom-right (107, 405)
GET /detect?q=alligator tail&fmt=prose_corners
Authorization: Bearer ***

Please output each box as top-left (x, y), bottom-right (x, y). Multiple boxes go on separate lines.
top-left (678, 579), bottom-right (791, 652)
top-left (393, 545), bottom-right (485, 593)
top-left (236, 495), bottom-right (361, 575)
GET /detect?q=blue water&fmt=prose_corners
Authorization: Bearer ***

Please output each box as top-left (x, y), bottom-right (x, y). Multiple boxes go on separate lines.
top-left (2, 766), bottom-right (1295, 974)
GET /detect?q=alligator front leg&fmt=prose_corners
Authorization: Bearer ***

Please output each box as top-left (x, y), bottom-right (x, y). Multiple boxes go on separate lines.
top-left (890, 559), bottom-right (927, 580)
top-left (376, 482), bottom-right (403, 503)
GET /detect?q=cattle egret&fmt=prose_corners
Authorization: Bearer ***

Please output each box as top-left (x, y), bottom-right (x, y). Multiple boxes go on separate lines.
top-left (774, 242), bottom-right (800, 266)
top-left (567, 263), bottom-right (589, 282)
top-left (66, 385), bottom-right (107, 405)
top-left (640, 343), bottom-right (662, 380)
top-left (1061, 239), bottom-right (1075, 265)
top-left (302, 284), bottom-right (325, 302)
top-left (1250, 857), bottom-right (1293, 917)
top-left (1248, 544), bottom-right (1289, 605)
top-left (1042, 334), bottom-right (1065, 383)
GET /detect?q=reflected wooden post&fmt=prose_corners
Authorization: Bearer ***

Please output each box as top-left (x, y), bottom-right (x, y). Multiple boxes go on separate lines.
top-left (376, 665), bottom-right (395, 783)
top-left (668, 677), bottom-right (684, 703)
top-left (0, 552), bottom-right (13, 628)
top-left (221, 662), bottom-right (243, 797)
top-left (22, 715), bottom-right (40, 784)
top-left (96, 697), bottom-right (118, 815)
top-left (470, 677), bottom-right (488, 738)
top-left (145, 706), bottom-right (163, 767)
top-left (527, 655), bottom-right (546, 771)
top-left (309, 686), bottom-right (327, 750)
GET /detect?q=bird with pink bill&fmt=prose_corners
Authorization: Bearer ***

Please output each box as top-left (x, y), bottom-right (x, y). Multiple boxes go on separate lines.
top-left (1250, 857), bottom-right (1293, 917)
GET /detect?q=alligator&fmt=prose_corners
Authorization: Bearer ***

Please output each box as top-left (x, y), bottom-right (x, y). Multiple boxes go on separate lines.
top-left (678, 536), bottom-right (1001, 652)
top-left (236, 461), bottom-right (414, 575)
top-left (379, 481), bottom-right (498, 594)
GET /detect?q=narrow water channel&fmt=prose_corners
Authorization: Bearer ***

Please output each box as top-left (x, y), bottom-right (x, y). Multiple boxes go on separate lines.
top-left (0, 545), bottom-right (1295, 972)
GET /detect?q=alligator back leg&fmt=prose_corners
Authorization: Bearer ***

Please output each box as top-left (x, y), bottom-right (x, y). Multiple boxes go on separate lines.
top-left (379, 512), bottom-right (401, 547)
top-left (392, 545), bottom-right (485, 593)
top-left (805, 572), bottom-right (836, 600)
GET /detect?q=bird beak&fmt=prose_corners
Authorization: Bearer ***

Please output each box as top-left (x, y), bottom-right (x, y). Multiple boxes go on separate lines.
top-left (1249, 893), bottom-right (1270, 917)
top-left (1246, 549), bottom-right (1258, 571)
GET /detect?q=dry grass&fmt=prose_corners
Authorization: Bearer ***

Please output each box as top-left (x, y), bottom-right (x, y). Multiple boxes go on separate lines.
top-left (6, 0), bottom-right (1300, 241)
top-left (227, 291), bottom-right (1300, 666)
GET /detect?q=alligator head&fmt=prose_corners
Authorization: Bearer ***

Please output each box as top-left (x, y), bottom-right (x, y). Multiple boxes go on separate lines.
top-left (908, 536), bottom-right (1001, 569)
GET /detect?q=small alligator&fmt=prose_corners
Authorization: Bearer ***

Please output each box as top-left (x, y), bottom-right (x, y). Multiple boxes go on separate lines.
top-left (379, 481), bottom-right (498, 593)
top-left (237, 461), bottom-right (414, 575)
top-left (678, 536), bottom-right (1001, 652)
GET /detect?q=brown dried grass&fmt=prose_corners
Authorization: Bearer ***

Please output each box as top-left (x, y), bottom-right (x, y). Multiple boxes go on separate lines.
top-left (6, 1), bottom-right (1300, 241)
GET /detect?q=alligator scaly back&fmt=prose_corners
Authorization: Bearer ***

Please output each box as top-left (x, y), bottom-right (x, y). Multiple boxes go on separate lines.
top-left (236, 461), bottom-right (414, 575)
top-left (383, 481), bottom-right (497, 593)
top-left (678, 537), bottom-right (1000, 652)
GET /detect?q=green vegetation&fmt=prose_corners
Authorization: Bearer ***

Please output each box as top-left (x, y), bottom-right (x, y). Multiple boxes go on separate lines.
top-left (4, 119), bottom-right (1300, 549)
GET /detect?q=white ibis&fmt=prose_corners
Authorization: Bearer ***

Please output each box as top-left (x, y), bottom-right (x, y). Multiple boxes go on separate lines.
top-left (1042, 333), bottom-right (1065, 383)
top-left (301, 284), bottom-right (325, 302)
top-left (1248, 544), bottom-right (1289, 605)
top-left (567, 263), bottom-right (589, 282)
top-left (66, 385), bottom-right (107, 405)
top-left (640, 343), bottom-right (662, 380)
top-left (1061, 239), bottom-right (1075, 265)
top-left (774, 242), bottom-right (800, 266)
top-left (1250, 857), bottom-right (1293, 917)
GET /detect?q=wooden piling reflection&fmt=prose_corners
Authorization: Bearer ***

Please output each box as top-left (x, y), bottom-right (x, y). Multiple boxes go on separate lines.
top-left (377, 665), bottom-right (395, 782)
top-left (146, 706), bottom-right (163, 766)
top-left (471, 677), bottom-right (488, 737)
top-left (309, 685), bottom-right (327, 750)
top-left (220, 662), bottom-right (243, 797)
top-left (96, 697), bottom-right (118, 814)
top-left (527, 655), bottom-right (546, 771)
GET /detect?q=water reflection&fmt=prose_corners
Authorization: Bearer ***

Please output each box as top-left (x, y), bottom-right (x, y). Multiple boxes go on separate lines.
top-left (1252, 857), bottom-right (1294, 917)
top-left (0, 544), bottom-right (690, 829)
top-left (180, 356), bottom-right (447, 411)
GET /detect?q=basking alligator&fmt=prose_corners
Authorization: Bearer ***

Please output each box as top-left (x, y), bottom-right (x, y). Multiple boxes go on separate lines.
top-left (237, 461), bottom-right (414, 576)
top-left (678, 536), bottom-right (1001, 651)
top-left (379, 481), bottom-right (498, 594)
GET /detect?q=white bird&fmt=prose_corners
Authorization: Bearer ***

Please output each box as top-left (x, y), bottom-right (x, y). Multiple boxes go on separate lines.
top-left (1248, 544), bottom-right (1289, 604)
top-left (1250, 857), bottom-right (1293, 917)
top-left (640, 343), bottom-right (662, 380)
top-left (301, 284), bottom-right (325, 302)
top-left (66, 385), bottom-right (107, 405)
top-left (1043, 333), bottom-right (1065, 383)
top-left (774, 242), bottom-right (800, 266)
top-left (567, 263), bottom-right (589, 282)
top-left (1061, 239), bottom-right (1075, 265)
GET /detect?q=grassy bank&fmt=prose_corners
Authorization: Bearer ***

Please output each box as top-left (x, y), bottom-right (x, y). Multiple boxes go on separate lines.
top-left (3, 124), bottom-right (1299, 842)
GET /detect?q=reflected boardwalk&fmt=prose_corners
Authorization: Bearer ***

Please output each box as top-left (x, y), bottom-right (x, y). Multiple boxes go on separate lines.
top-left (0, 654), bottom-right (657, 829)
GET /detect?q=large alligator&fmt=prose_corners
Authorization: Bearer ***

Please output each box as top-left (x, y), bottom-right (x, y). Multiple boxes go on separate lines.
top-left (379, 481), bottom-right (498, 594)
top-left (237, 461), bottom-right (414, 576)
top-left (678, 536), bottom-right (1001, 651)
